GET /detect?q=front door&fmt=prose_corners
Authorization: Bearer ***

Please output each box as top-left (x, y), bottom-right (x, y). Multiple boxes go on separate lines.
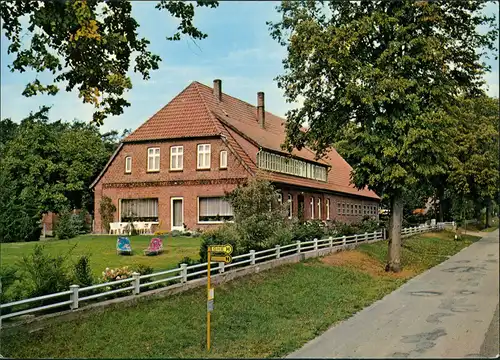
top-left (171, 198), bottom-right (184, 231)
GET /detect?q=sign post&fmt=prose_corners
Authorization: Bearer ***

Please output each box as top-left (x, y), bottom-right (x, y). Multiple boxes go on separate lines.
top-left (206, 244), bottom-right (233, 351)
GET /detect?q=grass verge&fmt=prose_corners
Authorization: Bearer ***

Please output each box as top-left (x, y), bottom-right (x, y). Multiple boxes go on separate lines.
top-left (0, 235), bottom-right (201, 276)
top-left (0, 231), bottom-right (480, 358)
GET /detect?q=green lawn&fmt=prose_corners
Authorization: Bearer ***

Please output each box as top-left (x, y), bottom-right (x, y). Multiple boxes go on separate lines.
top-left (0, 235), bottom-right (202, 276)
top-left (1, 231), bottom-right (481, 359)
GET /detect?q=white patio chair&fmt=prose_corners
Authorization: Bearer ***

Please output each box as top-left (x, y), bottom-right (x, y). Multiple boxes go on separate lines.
top-left (143, 222), bottom-right (153, 235)
top-left (109, 222), bottom-right (121, 235)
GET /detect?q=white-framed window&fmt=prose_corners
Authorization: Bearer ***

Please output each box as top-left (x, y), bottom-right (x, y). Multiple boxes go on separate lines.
top-left (220, 150), bottom-right (228, 169)
top-left (317, 198), bottom-right (321, 219)
top-left (147, 147), bottom-right (160, 172)
top-left (198, 197), bottom-right (234, 223)
top-left (326, 199), bottom-right (330, 220)
top-left (288, 194), bottom-right (293, 219)
top-left (120, 198), bottom-right (158, 222)
top-left (310, 197), bottom-right (314, 219)
top-left (342, 203), bottom-right (346, 215)
top-left (337, 202), bottom-right (341, 215)
top-left (125, 156), bottom-right (132, 173)
top-left (170, 146), bottom-right (183, 170)
top-left (197, 144), bottom-right (211, 169)
top-left (277, 192), bottom-right (283, 205)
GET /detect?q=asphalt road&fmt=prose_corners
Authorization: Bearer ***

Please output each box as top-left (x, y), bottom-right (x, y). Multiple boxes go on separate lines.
top-left (287, 230), bottom-right (499, 358)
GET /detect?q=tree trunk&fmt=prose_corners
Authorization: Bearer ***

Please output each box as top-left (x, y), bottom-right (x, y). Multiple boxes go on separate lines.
top-left (386, 193), bottom-right (403, 273)
top-left (486, 197), bottom-right (492, 228)
top-left (437, 187), bottom-right (444, 222)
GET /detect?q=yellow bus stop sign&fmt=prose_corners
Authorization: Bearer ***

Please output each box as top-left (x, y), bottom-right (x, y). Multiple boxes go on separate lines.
top-left (211, 255), bottom-right (232, 263)
top-left (208, 244), bottom-right (233, 255)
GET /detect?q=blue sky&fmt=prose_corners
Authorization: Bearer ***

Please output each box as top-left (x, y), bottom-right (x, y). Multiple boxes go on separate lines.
top-left (1, 1), bottom-right (498, 134)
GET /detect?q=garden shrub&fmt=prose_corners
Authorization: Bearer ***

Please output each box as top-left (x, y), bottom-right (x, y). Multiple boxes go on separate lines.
top-left (226, 178), bottom-right (289, 252)
top-left (290, 219), bottom-right (325, 242)
top-left (357, 219), bottom-right (381, 234)
top-left (72, 255), bottom-right (94, 287)
top-left (19, 244), bottom-right (73, 300)
top-left (0, 265), bottom-right (20, 303)
top-left (0, 172), bottom-right (42, 243)
top-left (55, 209), bottom-right (90, 240)
top-left (199, 223), bottom-right (240, 263)
top-left (171, 230), bottom-right (182, 237)
top-left (131, 264), bottom-right (154, 286)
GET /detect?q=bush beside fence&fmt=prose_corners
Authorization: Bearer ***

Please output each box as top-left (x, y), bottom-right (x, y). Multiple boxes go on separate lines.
top-left (0, 224), bottom-right (447, 327)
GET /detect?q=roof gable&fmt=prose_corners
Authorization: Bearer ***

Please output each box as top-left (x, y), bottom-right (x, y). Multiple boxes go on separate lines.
top-left (124, 82), bottom-right (221, 142)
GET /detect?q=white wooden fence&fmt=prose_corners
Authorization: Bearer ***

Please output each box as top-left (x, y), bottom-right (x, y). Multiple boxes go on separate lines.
top-left (0, 224), bottom-right (445, 327)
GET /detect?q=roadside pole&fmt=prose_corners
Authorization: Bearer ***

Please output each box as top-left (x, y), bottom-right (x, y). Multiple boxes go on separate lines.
top-left (207, 247), bottom-right (212, 351)
top-left (206, 244), bottom-right (233, 352)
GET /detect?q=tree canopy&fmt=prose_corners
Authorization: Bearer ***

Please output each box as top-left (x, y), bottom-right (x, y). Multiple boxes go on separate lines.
top-left (0, 0), bottom-right (218, 125)
top-left (269, 0), bottom-right (498, 271)
top-left (0, 107), bottom-right (122, 218)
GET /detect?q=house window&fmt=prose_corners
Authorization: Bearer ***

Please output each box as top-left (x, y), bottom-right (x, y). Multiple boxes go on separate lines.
top-left (170, 146), bottom-right (183, 170)
top-left (220, 150), bottom-right (228, 169)
top-left (147, 148), bottom-right (160, 172)
top-left (326, 199), bottom-right (330, 220)
top-left (120, 198), bottom-right (158, 222)
top-left (355, 204), bottom-right (358, 215)
top-left (125, 156), bottom-right (132, 173)
top-left (197, 144), bottom-right (211, 169)
top-left (364, 205), bottom-right (367, 215)
top-left (310, 197), bottom-right (314, 219)
top-left (342, 203), bottom-right (346, 215)
top-left (337, 202), bottom-right (341, 215)
top-left (277, 192), bottom-right (283, 205)
top-left (198, 197), bottom-right (234, 223)
top-left (288, 194), bottom-right (293, 219)
top-left (317, 198), bottom-right (321, 219)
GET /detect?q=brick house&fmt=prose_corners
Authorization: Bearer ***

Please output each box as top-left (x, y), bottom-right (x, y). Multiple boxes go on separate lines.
top-left (91, 79), bottom-right (380, 233)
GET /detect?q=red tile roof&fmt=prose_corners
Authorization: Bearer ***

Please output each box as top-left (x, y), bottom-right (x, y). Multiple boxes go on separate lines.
top-left (123, 81), bottom-right (379, 200)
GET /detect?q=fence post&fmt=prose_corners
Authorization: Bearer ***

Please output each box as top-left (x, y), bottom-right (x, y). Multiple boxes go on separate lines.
top-left (276, 245), bottom-right (281, 259)
top-left (180, 263), bottom-right (187, 283)
top-left (296, 241), bottom-right (301, 254)
top-left (218, 262), bottom-right (225, 274)
top-left (70, 285), bottom-right (79, 310)
top-left (329, 236), bottom-right (333, 248)
top-left (354, 234), bottom-right (358, 244)
top-left (132, 272), bottom-right (140, 295)
top-left (250, 250), bottom-right (256, 265)
top-left (383, 228), bottom-right (386, 240)
top-left (364, 232), bottom-right (368, 242)
top-left (314, 238), bottom-right (318, 252)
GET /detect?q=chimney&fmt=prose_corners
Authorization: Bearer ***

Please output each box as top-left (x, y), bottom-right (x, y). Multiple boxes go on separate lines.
top-left (213, 79), bottom-right (222, 101)
top-left (257, 91), bottom-right (265, 128)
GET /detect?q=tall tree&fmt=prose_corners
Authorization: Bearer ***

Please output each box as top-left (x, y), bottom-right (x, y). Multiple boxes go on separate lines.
top-left (269, 0), bottom-right (498, 271)
top-left (447, 94), bottom-right (499, 227)
top-left (0, 0), bottom-right (218, 125)
top-left (1, 107), bottom-right (115, 216)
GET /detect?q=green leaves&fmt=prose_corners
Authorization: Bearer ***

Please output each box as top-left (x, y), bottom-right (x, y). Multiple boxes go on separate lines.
top-left (269, 0), bottom-right (498, 200)
top-left (0, 0), bottom-right (218, 125)
top-left (0, 108), bottom-right (119, 219)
